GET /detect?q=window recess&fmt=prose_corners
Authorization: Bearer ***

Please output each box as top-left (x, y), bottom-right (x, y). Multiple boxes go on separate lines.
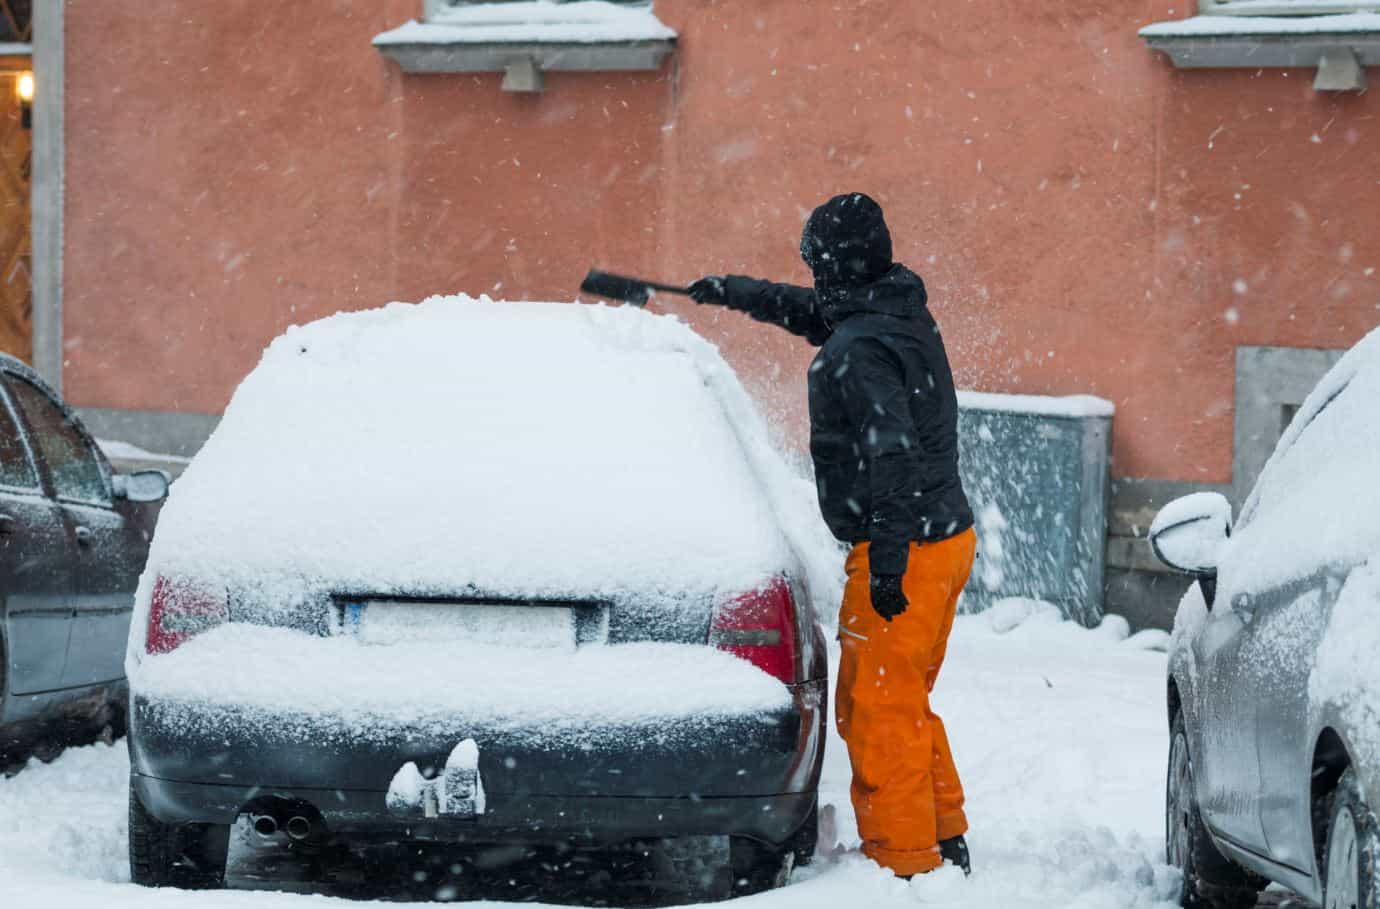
top-left (373, 1), bottom-right (677, 93)
top-left (1140, 1), bottom-right (1380, 91)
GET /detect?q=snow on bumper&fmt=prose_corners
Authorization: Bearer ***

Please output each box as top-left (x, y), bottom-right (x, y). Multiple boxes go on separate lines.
top-left (129, 624), bottom-right (793, 736)
top-left (387, 739), bottom-right (486, 820)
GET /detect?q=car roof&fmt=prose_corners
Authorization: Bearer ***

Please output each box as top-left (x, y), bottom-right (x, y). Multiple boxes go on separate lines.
top-left (1241, 327), bottom-right (1380, 523)
top-left (0, 352), bottom-right (64, 398)
top-left (1229, 326), bottom-right (1380, 587)
top-left (142, 297), bottom-right (807, 603)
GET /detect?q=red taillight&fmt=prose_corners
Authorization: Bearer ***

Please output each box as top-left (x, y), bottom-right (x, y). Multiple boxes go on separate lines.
top-left (710, 577), bottom-right (799, 683)
top-left (146, 575), bottom-right (228, 655)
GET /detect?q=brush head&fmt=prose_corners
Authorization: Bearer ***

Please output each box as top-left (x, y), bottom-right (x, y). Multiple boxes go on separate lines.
top-left (579, 270), bottom-right (651, 307)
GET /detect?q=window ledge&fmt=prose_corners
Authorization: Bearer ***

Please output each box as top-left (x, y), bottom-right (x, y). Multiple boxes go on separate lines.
top-left (1141, 13), bottom-right (1380, 70)
top-left (1141, 13), bottom-right (1380, 88)
top-left (373, 2), bottom-right (677, 83)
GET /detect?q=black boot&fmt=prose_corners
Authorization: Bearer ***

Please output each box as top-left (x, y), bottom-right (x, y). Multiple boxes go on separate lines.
top-left (939, 836), bottom-right (971, 876)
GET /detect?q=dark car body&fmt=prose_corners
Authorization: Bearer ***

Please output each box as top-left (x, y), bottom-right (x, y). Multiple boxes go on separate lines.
top-left (124, 301), bottom-right (838, 891)
top-left (129, 578), bottom-right (828, 843)
top-left (132, 647), bottom-right (827, 849)
top-left (0, 354), bottom-right (162, 762)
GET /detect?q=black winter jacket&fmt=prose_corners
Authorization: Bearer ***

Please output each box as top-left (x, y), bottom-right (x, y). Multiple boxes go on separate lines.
top-left (721, 265), bottom-right (973, 576)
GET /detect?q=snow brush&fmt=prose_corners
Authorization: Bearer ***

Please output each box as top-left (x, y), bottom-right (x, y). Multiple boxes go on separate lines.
top-left (580, 270), bottom-right (691, 307)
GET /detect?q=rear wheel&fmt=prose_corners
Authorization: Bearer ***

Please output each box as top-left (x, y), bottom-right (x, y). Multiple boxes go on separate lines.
top-left (129, 783), bottom-right (230, 889)
top-left (730, 836), bottom-right (794, 896)
top-left (730, 802), bottom-right (814, 897)
top-left (1166, 712), bottom-right (1260, 908)
top-left (1322, 768), bottom-right (1380, 909)
top-left (789, 796), bottom-right (819, 868)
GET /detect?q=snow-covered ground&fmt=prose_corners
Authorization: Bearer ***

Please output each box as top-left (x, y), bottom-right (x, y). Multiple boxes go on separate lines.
top-left (0, 610), bottom-right (1189, 907)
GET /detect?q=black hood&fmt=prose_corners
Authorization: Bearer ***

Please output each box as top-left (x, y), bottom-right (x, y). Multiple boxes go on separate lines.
top-left (816, 264), bottom-right (928, 326)
top-left (800, 193), bottom-right (893, 288)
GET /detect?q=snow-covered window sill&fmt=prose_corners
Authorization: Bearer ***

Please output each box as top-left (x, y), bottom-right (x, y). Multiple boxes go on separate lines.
top-left (1139, 12), bottom-right (1380, 89)
top-left (373, 1), bottom-right (677, 92)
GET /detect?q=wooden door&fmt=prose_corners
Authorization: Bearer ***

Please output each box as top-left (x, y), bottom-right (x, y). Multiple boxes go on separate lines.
top-left (0, 68), bottom-right (30, 363)
top-left (0, 2), bottom-right (31, 363)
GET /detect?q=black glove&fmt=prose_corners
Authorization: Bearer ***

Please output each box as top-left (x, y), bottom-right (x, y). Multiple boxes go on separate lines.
top-left (869, 572), bottom-right (908, 622)
top-left (688, 276), bottom-right (727, 306)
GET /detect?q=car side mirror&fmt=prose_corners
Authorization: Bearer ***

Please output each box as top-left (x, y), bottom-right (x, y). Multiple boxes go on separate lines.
top-left (1149, 492), bottom-right (1232, 578)
top-left (113, 469), bottom-right (171, 504)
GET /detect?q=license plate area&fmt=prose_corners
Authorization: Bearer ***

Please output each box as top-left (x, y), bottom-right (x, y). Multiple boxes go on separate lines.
top-left (334, 597), bottom-right (609, 649)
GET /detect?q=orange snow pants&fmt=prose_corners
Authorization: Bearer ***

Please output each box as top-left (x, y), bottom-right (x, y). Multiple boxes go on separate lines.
top-left (836, 528), bottom-right (977, 877)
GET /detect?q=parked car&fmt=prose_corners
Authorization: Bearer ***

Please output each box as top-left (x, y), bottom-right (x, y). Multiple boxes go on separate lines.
top-left (126, 299), bottom-right (837, 894)
top-left (0, 354), bottom-right (169, 767)
top-left (1151, 326), bottom-right (1380, 909)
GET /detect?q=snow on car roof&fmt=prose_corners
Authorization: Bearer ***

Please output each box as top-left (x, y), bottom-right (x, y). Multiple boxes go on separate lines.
top-left (139, 297), bottom-right (823, 612)
top-left (1225, 325), bottom-right (1380, 590)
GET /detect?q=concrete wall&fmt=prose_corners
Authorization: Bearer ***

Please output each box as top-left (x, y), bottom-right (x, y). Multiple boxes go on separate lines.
top-left (59, 1), bottom-right (1380, 624)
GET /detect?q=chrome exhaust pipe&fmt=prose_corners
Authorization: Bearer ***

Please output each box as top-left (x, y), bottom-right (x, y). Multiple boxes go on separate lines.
top-left (251, 814), bottom-right (279, 837)
top-left (285, 815), bottom-right (313, 842)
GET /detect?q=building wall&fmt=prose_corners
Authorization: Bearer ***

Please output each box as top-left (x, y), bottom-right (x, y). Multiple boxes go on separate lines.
top-left (60, 0), bottom-right (1380, 618)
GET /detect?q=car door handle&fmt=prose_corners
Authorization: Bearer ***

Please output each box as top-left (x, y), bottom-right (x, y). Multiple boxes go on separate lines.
top-left (75, 525), bottom-right (94, 546)
top-left (0, 513), bottom-right (15, 534)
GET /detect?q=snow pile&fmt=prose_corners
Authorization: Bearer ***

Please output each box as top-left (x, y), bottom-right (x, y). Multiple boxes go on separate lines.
top-left (1125, 628), bottom-right (1172, 652)
top-left (373, 1), bottom-right (677, 46)
top-left (958, 390), bottom-right (1115, 419)
top-left (0, 743), bottom-right (130, 888)
top-left (1223, 326), bottom-right (1380, 591)
top-left (813, 614), bottom-right (1179, 908)
top-left (985, 599), bottom-right (1159, 650)
top-left (985, 596), bottom-right (1063, 633)
top-left (135, 624), bottom-right (791, 740)
top-left (1141, 12), bottom-right (1380, 37)
top-left (387, 739), bottom-right (486, 817)
top-left (130, 297), bottom-right (844, 663)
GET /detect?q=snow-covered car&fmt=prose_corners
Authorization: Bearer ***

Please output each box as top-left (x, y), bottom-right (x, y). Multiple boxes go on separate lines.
top-left (1151, 326), bottom-right (1380, 908)
top-left (125, 298), bottom-right (839, 893)
top-left (1, 354), bottom-right (169, 767)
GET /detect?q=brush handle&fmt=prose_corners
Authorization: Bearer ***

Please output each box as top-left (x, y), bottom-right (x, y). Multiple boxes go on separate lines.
top-left (640, 281), bottom-right (692, 296)
top-left (580, 269), bottom-right (692, 306)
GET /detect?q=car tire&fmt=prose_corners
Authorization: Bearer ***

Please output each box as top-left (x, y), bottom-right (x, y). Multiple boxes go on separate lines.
top-left (111, 696), bottom-right (129, 740)
top-left (789, 795), bottom-right (819, 868)
top-left (128, 783), bottom-right (230, 889)
top-left (731, 836), bottom-right (795, 896)
top-left (1167, 712), bottom-right (1261, 909)
top-left (1322, 768), bottom-right (1380, 909)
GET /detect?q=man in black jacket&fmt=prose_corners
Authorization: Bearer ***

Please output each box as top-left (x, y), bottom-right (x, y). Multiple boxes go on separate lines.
top-left (689, 193), bottom-right (977, 879)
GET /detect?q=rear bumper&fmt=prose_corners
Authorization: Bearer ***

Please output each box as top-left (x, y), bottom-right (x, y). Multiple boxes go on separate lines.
top-left (132, 774), bottom-right (816, 846)
top-left (128, 679), bottom-right (826, 846)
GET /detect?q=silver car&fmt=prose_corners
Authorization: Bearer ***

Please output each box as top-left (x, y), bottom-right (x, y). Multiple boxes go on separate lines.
top-left (1151, 329), bottom-right (1380, 909)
